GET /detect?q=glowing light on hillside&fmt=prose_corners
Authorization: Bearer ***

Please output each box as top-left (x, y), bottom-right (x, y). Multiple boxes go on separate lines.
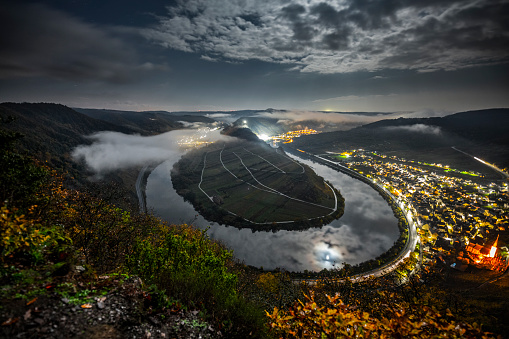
top-left (258, 133), bottom-right (270, 141)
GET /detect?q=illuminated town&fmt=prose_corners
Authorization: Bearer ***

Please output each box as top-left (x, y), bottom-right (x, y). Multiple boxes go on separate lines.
top-left (258, 128), bottom-right (318, 145)
top-left (177, 127), bottom-right (220, 148)
top-left (318, 150), bottom-right (509, 272)
top-left (179, 125), bottom-right (509, 272)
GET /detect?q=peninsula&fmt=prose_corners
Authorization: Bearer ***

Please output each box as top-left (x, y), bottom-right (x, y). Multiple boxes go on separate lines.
top-left (172, 132), bottom-right (344, 231)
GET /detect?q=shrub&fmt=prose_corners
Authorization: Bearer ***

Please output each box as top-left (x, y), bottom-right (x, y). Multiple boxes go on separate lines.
top-left (127, 224), bottom-right (267, 337)
top-left (0, 206), bottom-right (50, 258)
top-left (0, 205), bottom-right (69, 264)
top-left (267, 291), bottom-right (497, 338)
top-left (127, 224), bottom-right (237, 307)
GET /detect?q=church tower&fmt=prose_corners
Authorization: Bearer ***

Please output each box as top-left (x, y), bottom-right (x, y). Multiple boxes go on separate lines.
top-left (489, 235), bottom-right (499, 258)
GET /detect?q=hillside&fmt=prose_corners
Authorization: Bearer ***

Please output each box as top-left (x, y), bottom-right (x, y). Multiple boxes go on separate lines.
top-left (292, 108), bottom-right (509, 175)
top-left (0, 103), bottom-right (505, 338)
top-left (74, 108), bottom-right (215, 135)
top-left (364, 108), bottom-right (509, 143)
top-left (0, 103), bottom-right (135, 173)
top-left (221, 125), bottom-right (262, 142)
top-left (172, 138), bottom-right (344, 230)
top-left (0, 103), bottom-right (165, 207)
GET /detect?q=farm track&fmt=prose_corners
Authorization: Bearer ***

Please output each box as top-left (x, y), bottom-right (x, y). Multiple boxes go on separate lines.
top-left (196, 144), bottom-right (339, 224)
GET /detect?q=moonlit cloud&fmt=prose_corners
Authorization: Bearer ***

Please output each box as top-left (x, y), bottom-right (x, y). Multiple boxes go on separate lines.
top-left (72, 129), bottom-right (234, 174)
top-left (176, 121), bottom-right (207, 129)
top-left (144, 0), bottom-right (509, 74)
top-left (205, 113), bottom-right (240, 123)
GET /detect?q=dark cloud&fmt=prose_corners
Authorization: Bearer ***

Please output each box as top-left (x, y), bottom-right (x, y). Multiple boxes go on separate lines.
top-left (310, 3), bottom-right (341, 28)
top-left (238, 13), bottom-right (263, 27)
top-left (346, 0), bottom-right (400, 30)
top-left (321, 30), bottom-right (350, 51)
top-left (379, 1), bottom-right (509, 71)
top-left (281, 4), bottom-right (306, 21)
top-left (143, 0), bottom-right (509, 74)
top-left (291, 21), bottom-right (316, 41)
top-left (0, 2), bottom-right (162, 83)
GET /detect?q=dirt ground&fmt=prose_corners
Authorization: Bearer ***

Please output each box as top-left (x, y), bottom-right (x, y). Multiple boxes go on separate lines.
top-left (0, 276), bottom-right (219, 339)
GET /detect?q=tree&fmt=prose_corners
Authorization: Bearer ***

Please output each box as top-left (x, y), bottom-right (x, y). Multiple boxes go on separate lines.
top-left (0, 117), bottom-right (47, 208)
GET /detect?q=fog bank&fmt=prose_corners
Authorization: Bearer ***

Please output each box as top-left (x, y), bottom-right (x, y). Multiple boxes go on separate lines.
top-left (72, 129), bottom-right (233, 174)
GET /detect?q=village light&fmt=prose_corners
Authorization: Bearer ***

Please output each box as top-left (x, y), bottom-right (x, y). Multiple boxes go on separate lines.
top-left (258, 134), bottom-right (270, 141)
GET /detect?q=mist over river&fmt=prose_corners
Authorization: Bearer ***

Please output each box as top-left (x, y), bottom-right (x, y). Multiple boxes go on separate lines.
top-left (146, 152), bottom-right (399, 272)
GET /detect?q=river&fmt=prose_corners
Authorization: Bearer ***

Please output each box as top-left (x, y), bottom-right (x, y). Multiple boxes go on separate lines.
top-left (146, 152), bottom-right (399, 272)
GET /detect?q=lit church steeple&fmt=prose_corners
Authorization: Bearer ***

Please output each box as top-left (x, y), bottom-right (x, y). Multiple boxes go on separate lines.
top-left (489, 235), bottom-right (499, 258)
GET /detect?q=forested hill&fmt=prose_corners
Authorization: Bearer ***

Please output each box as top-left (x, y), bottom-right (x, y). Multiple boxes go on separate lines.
top-left (0, 103), bottom-right (135, 173)
top-left (363, 108), bottom-right (509, 143)
top-left (292, 108), bottom-right (509, 170)
top-left (74, 108), bottom-right (215, 135)
top-left (221, 125), bottom-right (261, 142)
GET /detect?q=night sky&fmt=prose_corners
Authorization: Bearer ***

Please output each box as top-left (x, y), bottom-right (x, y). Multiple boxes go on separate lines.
top-left (1, 0), bottom-right (508, 113)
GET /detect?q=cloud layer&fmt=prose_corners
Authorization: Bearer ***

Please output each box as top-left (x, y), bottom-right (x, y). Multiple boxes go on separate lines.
top-left (0, 2), bottom-right (163, 82)
top-left (144, 0), bottom-right (509, 74)
top-left (255, 110), bottom-right (388, 131)
top-left (72, 129), bottom-right (233, 174)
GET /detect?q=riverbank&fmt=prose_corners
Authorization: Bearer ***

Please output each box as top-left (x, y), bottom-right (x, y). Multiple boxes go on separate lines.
top-left (283, 146), bottom-right (420, 279)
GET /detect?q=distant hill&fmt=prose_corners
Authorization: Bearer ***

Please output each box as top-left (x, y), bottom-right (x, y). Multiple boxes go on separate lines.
top-left (221, 126), bottom-right (261, 142)
top-left (291, 108), bottom-right (509, 173)
top-left (230, 110), bottom-right (397, 135)
top-left (74, 108), bottom-right (215, 135)
top-left (363, 108), bottom-right (509, 143)
top-left (0, 103), bottom-right (136, 173)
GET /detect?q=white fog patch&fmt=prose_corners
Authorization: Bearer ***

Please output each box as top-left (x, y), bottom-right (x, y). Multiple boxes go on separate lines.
top-left (383, 124), bottom-right (442, 135)
top-left (205, 113), bottom-right (238, 123)
top-left (72, 129), bottom-right (234, 174)
top-left (177, 121), bottom-right (204, 129)
top-left (255, 110), bottom-right (387, 125)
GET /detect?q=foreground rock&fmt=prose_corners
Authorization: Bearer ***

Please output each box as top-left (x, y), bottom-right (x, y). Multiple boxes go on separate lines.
top-left (1, 276), bottom-right (219, 339)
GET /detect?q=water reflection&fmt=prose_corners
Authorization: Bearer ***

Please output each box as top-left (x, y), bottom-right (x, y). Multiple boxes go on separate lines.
top-left (146, 153), bottom-right (399, 272)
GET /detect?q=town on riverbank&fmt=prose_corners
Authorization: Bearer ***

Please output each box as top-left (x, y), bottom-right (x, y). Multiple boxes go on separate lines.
top-left (286, 146), bottom-right (508, 279)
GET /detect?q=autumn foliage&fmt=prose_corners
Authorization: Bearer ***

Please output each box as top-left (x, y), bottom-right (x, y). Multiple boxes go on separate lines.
top-left (0, 206), bottom-right (51, 258)
top-left (1, 120), bottom-right (505, 338)
top-left (267, 291), bottom-right (497, 338)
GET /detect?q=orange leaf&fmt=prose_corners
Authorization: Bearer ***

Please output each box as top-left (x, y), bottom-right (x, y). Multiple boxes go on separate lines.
top-left (26, 297), bottom-right (37, 306)
top-left (1, 317), bottom-right (19, 326)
